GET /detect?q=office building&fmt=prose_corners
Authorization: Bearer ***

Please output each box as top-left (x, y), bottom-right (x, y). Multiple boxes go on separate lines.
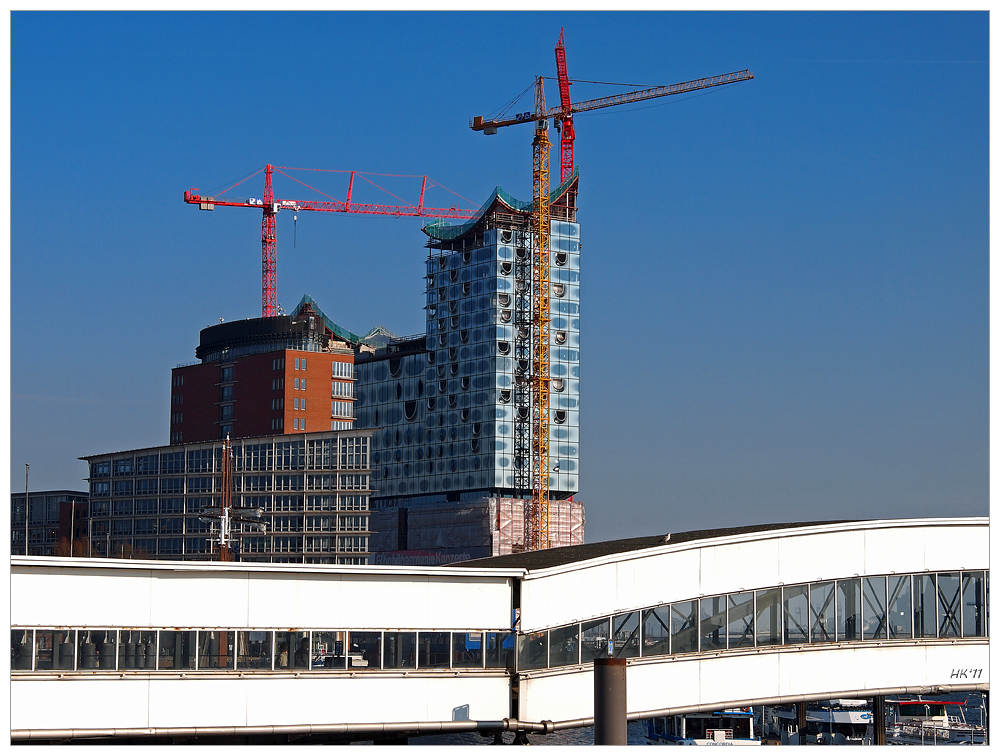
top-left (10, 490), bottom-right (89, 556)
top-left (80, 429), bottom-right (373, 564)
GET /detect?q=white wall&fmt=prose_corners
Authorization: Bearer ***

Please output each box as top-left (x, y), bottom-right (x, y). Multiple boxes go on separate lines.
top-left (518, 640), bottom-right (990, 723)
top-left (11, 674), bottom-right (511, 731)
top-left (11, 560), bottom-right (519, 631)
top-left (518, 519), bottom-right (988, 632)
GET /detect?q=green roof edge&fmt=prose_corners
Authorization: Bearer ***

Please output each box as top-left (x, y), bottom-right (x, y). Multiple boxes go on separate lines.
top-left (422, 165), bottom-right (580, 242)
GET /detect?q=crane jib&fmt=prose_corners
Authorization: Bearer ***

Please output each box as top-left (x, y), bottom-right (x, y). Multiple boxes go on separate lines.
top-left (470, 70), bottom-right (754, 132)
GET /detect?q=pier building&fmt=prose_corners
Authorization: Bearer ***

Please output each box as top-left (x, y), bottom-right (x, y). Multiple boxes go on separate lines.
top-left (10, 518), bottom-right (988, 743)
top-left (79, 429), bottom-right (373, 563)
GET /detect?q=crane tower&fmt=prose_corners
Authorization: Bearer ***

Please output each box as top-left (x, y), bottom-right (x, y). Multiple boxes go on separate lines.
top-left (471, 30), bottom-right (754, 551)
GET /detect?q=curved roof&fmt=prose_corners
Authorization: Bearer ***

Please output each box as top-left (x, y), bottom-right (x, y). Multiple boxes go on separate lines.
top-left (422, 166), bottom-right (580, 242)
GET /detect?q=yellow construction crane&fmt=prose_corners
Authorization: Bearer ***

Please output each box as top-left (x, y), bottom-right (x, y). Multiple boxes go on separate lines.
top-left (471, 32), bottom-right (753, 551)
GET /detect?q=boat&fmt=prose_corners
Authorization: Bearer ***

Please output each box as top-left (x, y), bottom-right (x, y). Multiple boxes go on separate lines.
top-left (643, 709), bottom-right (760, 745)
top-left (885, 698), bottom-right (987, 745)
top-left (761, 700), bottom-right (873, 745)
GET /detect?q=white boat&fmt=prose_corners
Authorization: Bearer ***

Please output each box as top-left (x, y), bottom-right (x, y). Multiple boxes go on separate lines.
top-left (761, 700), bottom-right (873, 745)
top-left (885, 698), bottom-right (987, 745)
top-left (643, 709), bottom-right (760, 745)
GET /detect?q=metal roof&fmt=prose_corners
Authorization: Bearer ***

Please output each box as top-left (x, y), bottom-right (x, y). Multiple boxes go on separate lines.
top-left (456, 520), bottom-right (852, 571)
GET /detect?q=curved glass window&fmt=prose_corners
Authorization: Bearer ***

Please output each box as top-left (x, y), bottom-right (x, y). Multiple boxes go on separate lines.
top-left (783, 585), bottom-right (809, 644)
top-left (642, 605), bottom-right (670, 657)
top-left (810, 581), bottom-right (836, 642)
top-left (862, 576), bottom-right (887, 640)
top-left (727, 592), bottom-right (754, 648)
top-left (700, 596), bottom-right (727, 651)
top-left (937, 572), bottom-right (961, 638)
top-left (612, 612), bottom-right (640, 658)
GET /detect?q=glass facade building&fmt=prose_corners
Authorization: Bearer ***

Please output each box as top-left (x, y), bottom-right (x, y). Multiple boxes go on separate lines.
top-left (355, 171), bottom-right (581, 508)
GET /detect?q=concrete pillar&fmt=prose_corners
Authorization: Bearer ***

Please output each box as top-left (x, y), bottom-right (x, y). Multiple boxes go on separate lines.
top-left (872, 695), bottom-right (886, 745)
top-left (593, 658), bottom-right (627, 745)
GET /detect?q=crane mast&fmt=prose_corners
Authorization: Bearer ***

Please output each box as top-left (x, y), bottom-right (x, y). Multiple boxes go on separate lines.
top-left (471, 31), bottom-right (754, 552)
top-left (554, 29), bottom-right (575, 184)
top-left (530, 77), bottom-right (552, 551)
top-left (262, 165), bottom-right (278, 318)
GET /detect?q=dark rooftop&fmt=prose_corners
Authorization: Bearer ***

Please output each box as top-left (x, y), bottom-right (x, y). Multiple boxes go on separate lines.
top-left (456, 520), bottom-right (851, 571)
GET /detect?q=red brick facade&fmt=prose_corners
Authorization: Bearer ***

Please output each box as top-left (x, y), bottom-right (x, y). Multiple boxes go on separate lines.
top-left (170, 350), bottom-right (354, 444)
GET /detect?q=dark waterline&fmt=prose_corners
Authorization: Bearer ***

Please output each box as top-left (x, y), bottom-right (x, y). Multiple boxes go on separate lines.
top-left (380, 694), bottom-right (987, 746)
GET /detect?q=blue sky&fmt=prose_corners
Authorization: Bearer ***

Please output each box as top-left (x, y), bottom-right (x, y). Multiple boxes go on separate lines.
top-left (10, 11), bottom-right (988, 541)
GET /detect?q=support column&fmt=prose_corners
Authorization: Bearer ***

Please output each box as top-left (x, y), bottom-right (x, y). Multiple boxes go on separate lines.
top-left (872, 695), bottom-right (886, 745)
top-left (593, 658), bottom-right (627, 745)
top-left (796, 701), bottom-right (808, 745)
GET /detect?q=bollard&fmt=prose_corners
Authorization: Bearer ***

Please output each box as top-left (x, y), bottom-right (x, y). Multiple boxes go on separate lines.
top-left (872, 695), bottom-right (885, 745)
top-left (593, 657), bottom-right (627, 745)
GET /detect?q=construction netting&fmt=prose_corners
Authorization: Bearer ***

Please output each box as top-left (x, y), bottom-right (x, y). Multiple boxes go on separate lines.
top-left (370, 497), bottom-right (585, 565)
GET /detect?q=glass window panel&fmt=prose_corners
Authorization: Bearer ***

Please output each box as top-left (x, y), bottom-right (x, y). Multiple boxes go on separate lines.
top-left (671, 600), bottom-right (699, 654)
top-left (783, 585), bottom-right (809, 644)
top-left (549, 624), bottom-right (580, 667)
top-left (962, 571), bottom-right (987, 638)
top-left (837, 579), bottom-right (861, 641)
top-left (887, 575), bottom-right (913, 639)
top-left (118, 630), bottom-right (157, 670)
top-left (642, 605), bottom-right (670, 657)
top-left (937, 572), bottom-right (961, 637)
top-left (700, 596), bottom-right (727, 651)
top-left (384, 631), bottom-right (416, 669)
top-left (35, 629), bottom-right (76, 670)
top-left (755, 588), bottom-right (782, 646)
top-left (862, 576), bottom-right (888, 640)
top-left (11, 629), bottom-right (33, 670)
top-left (727, 592), bottom-right (755, 648)
top-left (348, 631), bottom-right (380, 669)
top-left (810, 581), bottom-right (836, 642)
top-left (78, 629), bottom-right (117, 670)
top-left (419, 632), bottom-right (450, 669)
top-left (581, 618), bottom-right (610, 662)
top-left (453, 632), bottom-right (484, 668)
top-left (158, 630), bottom-right (196, 670)
top-left (198, 630), bottom-right (235, 669)
top-left (310, 631), bottom-right (345, 669)
top-left (612, 612), bottom-right (640, 658)
top-left (914, 574), bottom-right (937, 638)
top-left (517, 631), bottom-right (548, 670)
top-left (276, 631), bottom-right (312, 669)
top-left (485, 631), bottom-right (514, 669)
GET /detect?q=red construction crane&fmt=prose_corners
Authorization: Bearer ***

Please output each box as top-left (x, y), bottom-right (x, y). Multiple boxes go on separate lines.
top-left (471, 30), bottom-right (754, 552)
top-left (554, 29), bottom-right (575, 184)
top-left (185, 165), bottom-right (478, 318)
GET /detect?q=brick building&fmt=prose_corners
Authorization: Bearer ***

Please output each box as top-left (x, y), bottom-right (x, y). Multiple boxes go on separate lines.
top-left (170, 299), bottom-right (356, 445)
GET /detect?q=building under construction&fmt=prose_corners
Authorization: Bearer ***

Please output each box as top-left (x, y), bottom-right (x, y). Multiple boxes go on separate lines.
top-left (354, 170), bottom-right (584, 561)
